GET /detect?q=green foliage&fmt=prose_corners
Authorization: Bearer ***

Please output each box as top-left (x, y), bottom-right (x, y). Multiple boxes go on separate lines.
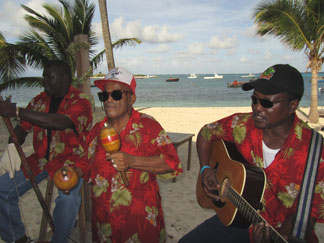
top-left (0, 32), bottom-right (26, 83)
top-left (0, 0), bottom-right (141, 92)
top-left (253, 0), bottom-right (324, 122)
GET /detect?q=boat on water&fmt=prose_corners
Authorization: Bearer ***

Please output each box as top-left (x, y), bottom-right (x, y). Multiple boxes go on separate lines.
top-left (227, 80), bottom-right (246, 88)
top-left (166, 77), bottom-right (179, 82)
top-left (134, 74), bottom-right (158, 79)
top-left (203, 73), bottom-right (223, 79)
top-left (188, 73), bottom-right (198, 79)
top-left (241, 73), bottom-right (256, 78)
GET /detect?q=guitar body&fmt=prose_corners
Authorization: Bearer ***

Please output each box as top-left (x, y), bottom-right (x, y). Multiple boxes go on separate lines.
top-left (196, 139), bottom-right (266, 228)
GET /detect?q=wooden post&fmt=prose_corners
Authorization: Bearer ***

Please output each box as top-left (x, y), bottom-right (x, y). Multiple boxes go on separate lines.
top-left (74, 34), bottom-right (95, 110)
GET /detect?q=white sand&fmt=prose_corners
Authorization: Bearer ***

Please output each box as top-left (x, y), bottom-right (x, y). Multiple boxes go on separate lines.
top-left (0, 106), bottom-right (323, 242)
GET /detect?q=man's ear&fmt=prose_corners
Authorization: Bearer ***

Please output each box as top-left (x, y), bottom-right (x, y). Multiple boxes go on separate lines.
top-left (289, 99), bottom-right (300, 114)
top-left (130, 94), bottom-right (136, 106)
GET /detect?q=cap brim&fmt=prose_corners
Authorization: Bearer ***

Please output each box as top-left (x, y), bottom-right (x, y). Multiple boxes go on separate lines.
top-left (94, 79), bottom-right (130, 92)
top-left (242, 78), bottom-right (285, 95)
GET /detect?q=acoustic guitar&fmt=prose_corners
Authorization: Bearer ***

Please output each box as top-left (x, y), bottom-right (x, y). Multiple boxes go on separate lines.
top-left (196, 139), bottom-right (288, 243)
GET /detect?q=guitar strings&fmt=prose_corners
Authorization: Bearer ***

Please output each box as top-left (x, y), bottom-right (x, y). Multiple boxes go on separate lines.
top-left (227, 185), bottom-right (287, 243)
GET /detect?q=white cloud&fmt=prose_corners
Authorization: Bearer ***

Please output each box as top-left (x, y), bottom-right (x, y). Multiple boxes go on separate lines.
top-left (207, 35), bottom-right (239, 50)
top-left (0, 0), bottom-right (27, 38)
top-left (0, 0), bottom-right (65, 40)
top-left (110, 17), bottom-right (183, 44)
top-left (171, 42), bottom-right (205, 61)
top-left (187, 42), bottom-right (204, 55)
top-left (243, 25), bottom-right (258, 38)
top-left (25, 0), bottom-right (49, 14)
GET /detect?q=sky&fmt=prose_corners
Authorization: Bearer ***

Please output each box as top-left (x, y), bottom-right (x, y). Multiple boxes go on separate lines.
top-left (0, 0), bottom-right (314, 76)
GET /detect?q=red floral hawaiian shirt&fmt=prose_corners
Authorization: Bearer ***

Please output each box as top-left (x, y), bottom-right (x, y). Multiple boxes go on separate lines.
top-left (201, 112), bottom-right (324, 242)
top-left (20, 86), bottom-right (93, 178)
top-left (87, 109), bottom-right (182, 243)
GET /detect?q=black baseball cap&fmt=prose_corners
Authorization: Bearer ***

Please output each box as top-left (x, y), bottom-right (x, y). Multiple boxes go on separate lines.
top-left (242, 64), bottom-right (304, 99)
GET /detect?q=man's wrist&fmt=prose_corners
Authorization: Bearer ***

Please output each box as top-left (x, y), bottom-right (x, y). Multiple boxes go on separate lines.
top-left (200, 165), bottom-right (211, 175)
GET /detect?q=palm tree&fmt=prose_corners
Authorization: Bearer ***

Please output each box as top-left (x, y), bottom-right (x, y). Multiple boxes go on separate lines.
top-left (253, 0), bottom-right (324, 123)
top-left (0, 0), bottom-right (141, 91)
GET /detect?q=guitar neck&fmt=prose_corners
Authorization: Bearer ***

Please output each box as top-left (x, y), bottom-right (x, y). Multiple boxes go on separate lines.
top-left (227, 186), bottom-right (288, 243)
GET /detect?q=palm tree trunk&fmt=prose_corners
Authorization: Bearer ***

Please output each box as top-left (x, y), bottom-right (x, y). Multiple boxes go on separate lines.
top-left (308, 58), bottom-right (319, 123)
top-left (98, 0), bottom-right (115, 71)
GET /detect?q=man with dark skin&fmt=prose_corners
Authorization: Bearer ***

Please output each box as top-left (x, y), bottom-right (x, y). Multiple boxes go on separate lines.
top-left (0, 60), bottom-right (92, 243)
top-left (179, 64), bottom-right (323, 243)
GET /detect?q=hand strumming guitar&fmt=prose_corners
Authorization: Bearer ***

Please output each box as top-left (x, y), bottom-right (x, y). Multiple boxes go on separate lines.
top-left (201, 167), bottom-right (221, 201)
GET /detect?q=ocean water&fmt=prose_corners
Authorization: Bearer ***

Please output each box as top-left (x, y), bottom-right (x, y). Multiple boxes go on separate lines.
top-left (1, 73), bottom-right (324, 108)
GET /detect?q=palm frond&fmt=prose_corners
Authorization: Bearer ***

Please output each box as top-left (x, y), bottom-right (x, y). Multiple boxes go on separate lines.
top-left (0, 32), bottom-right (26, 82)
top-left (90, 49), bottom-right (105, 70)
top-left (0, 77), bottom-right (43, 92)
top-left (112, 38), bottom-right (142, 49)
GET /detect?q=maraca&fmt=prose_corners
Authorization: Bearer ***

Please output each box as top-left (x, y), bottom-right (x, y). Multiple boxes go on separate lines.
top-left (99, 122), bottom-right (129, 186)
top-left (53, 166), bottom-right (79, 191)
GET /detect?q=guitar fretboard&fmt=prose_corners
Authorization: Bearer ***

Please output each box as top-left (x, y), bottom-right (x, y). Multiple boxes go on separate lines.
top-left (227, 185), bottom-right (288, 243)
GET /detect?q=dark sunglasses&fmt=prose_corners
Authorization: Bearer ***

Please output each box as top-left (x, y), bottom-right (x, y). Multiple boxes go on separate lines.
top-left (97, 90), bottom-right (130, 102)
top-left (251, 95), bottom-right (291, 108)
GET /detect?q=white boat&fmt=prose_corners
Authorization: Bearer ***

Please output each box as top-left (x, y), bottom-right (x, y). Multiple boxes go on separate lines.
top-left (241, 73), bottom-right (255, 78)
top-left (135, 75), bottom-right (151, 79)
top-left (188, 73), bottom-right (197, 79)
top-left (204, 73), bottom-right (223, 79)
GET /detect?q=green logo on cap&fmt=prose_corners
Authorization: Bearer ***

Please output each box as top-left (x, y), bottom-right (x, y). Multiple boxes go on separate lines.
top-left (259, 67), bottom-right (275, 80)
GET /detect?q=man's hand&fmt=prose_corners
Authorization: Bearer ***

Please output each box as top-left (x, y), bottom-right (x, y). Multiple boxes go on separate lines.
top-left (253, 222), bottom-right (271, 243)
top-left (107, 151), bottom-right (133, 172)
top-left (73, 166), bottom-right (83, 178)
top-left (201, 167), bottom-right (221, 200)
top-left (0, 100), bottom-right (16, 118)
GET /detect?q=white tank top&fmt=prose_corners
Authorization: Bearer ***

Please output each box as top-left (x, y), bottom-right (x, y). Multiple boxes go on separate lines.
top-left (262, 140), bottom-right (280, 168)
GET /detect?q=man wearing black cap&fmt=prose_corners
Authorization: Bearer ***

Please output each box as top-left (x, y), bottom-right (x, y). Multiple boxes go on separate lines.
top-left (179, 64), bottom-right (324, 243)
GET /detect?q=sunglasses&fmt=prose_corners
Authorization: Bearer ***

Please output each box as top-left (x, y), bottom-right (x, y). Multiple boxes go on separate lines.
top-left (251, 95), bottom-right (291, 108)
top-left (97, 90), bottom-right (130, 102)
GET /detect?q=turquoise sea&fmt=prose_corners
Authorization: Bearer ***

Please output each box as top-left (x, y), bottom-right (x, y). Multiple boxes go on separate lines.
top-left (1, 73), bottom-right (324, 108)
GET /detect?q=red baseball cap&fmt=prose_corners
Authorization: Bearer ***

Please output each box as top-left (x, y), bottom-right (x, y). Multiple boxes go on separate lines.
top-left (94, 67), bottom-right (136, 95)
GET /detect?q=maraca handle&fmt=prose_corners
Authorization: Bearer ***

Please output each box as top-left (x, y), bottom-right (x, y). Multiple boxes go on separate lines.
top-left (120, 171), bottom-right (129, 186)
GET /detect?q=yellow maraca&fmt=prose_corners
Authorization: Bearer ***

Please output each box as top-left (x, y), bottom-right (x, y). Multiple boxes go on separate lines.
top-left (99, 123), bottom-right (129, 186)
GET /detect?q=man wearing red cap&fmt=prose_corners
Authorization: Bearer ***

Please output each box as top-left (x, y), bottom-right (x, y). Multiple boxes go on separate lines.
top-left (179, 64), bottom-right (324, 243)
top-left (87, 67), bottom-right (182, 243)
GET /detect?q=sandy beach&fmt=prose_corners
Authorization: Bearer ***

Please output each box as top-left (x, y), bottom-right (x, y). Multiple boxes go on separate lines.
top-left (0, 106), bottom-right (323, 242)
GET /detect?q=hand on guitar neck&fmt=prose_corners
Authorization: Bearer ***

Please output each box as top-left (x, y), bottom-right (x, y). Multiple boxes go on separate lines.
top-left (253, 214), bottom-right (315, 243)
